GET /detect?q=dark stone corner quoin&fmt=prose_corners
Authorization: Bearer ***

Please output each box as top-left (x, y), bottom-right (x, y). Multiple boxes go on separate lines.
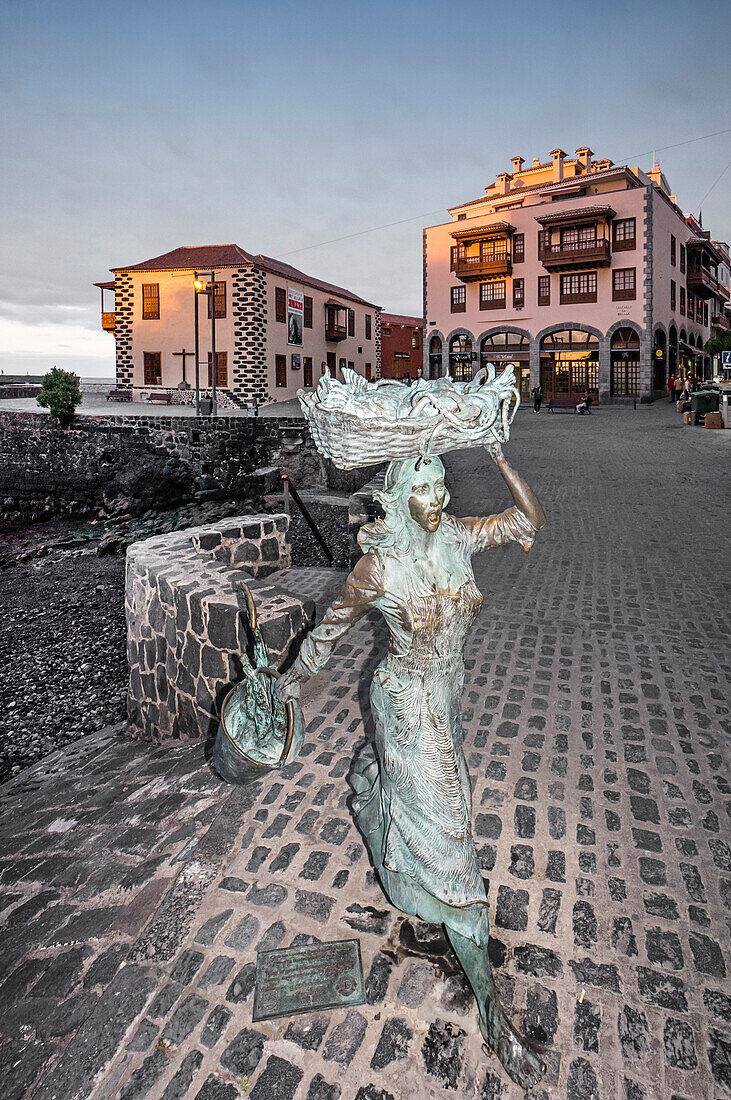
top-left (126, 513), bottom-right (315, 743)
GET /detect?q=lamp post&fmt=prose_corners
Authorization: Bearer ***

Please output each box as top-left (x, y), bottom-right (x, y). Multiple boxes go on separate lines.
top-left (193, 271), bottom-right (217, 417)
top-left (193, 271), bottom-right (201, 416)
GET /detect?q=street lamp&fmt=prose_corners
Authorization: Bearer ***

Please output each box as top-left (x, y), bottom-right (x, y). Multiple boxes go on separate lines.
top-left (193, 270), bottom-right (218, 417)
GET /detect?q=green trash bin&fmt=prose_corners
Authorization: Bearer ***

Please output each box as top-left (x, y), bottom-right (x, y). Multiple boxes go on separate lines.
top-left (690, 391), bottom-right (719, 425)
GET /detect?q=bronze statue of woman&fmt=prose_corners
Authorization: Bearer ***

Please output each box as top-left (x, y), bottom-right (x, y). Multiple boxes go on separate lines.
top-left (277, 441), bottom-right (547, 1091)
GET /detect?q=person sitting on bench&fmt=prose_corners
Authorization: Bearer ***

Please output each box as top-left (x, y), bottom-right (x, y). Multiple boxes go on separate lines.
top-left (576, 391), bottom-right (592, 415)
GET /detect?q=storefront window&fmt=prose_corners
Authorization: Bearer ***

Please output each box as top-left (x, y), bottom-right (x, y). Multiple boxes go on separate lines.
top-left (449, 335), bottom-right (473, 382)
top-left (480, 332), bottom-right (530, 399)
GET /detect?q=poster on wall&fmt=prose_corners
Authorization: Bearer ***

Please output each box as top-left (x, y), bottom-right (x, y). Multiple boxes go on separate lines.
top-left (287, 288), bottom-right (304, 346)
top-left (291, 353), bottom-right (301, 370)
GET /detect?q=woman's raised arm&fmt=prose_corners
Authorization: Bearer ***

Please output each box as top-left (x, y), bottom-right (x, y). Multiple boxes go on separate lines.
top-left (487, 441), bottom-right (546, 531)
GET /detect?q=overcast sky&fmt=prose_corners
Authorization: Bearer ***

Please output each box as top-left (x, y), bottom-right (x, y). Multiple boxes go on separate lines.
top-left (1, 0), bottom-right (730, 377)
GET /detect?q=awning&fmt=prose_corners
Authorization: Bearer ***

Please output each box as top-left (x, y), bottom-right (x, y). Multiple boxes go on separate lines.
top-left (679, 341), bottom-right (702, 357)
top-left (535, 205), bottom-right (616, 225)
top-left (324, 299), bottom-right (347, 309)
top-left (451, 220), bottom-right (515, 240)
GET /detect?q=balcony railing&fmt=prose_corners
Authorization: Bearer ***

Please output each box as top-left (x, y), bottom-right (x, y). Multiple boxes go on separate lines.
top-left (687, 263), bottom-right (724, 300)
top-left (712, 313), bottom-right (730, 330)
top-left (539, 238), bottom-right (611, 269)
top-left (325, 322), bottom-right (347, 342)
top-left (101, 312), bottom-right (116, 333)
top-left (451, 251), bottom-right (512, 281)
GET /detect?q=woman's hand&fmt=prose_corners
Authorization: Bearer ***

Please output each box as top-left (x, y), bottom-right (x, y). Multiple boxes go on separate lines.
top-left (276, 669), bottom-right (302, 704)
top-left (486, 440), bottom-right (505, 464)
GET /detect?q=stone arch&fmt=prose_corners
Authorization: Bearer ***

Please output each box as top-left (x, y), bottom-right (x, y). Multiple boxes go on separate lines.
top-left (477, 325), bottom-right (533, 399)
top-left (537, 323), bottom-right (602, 403)
top-left (427, 330), bottom-right (445, 379)
top-left (653, 324), bottom-right (668, 390)
top-left (474, 323), bottom-right (533, 347)
top-left (605, 318), bottom-right (643, 344)
top-left (535, 320), bottom-right (604, 345)
top-left (445, 325), bottom-right (475, 346)
top-left (447, 329), bottom-right (475, 381)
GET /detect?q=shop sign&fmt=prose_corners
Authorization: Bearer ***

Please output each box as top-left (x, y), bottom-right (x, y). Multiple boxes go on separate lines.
top-left (287, 288), bottom-right (304, 346)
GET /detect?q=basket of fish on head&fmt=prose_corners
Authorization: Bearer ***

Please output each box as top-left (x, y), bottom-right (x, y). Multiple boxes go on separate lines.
top-left (298, 365), bottom-right (520, 470)
top-left (212, 585), bottom-right (305, 786)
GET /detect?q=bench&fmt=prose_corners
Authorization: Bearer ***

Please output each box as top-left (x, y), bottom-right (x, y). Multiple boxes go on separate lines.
top-left (548, 397), bottom-right (592, 413)
top-left (107, 388), bottom-right (132, 402)
top-left (147, 391), bottom-right (173, 405)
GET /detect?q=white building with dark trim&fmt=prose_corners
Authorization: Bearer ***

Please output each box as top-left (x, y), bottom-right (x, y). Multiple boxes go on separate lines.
top-left (96, 245), bottom-right (381, 408)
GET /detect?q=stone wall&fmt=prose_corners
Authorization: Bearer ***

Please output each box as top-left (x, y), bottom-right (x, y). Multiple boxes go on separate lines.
top-left (0, 385), bottom-right (41, 399)
top-left (0, 411), bottom-right (375, 513)
top-left (126, 513), bottom-right (315, 743)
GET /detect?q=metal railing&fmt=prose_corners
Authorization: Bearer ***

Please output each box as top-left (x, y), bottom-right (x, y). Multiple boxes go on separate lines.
top-left (281, 473), bottom-right (333, 564)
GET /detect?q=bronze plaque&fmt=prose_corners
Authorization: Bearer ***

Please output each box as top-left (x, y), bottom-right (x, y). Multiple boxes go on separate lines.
top-left (252, 938), bottom-right (364, 1021)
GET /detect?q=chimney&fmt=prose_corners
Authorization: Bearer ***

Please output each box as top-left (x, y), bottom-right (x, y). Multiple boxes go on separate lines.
top-left (532, 157), bottom-right (540, 168)
top-left (496, 172), bottom-right (512, 196)
top-left (511, 156), bottom-right (524, 175)
top-left (575, 146), bottom-right (593, 172)
top-left (550, 148), bottom-right (567, 182)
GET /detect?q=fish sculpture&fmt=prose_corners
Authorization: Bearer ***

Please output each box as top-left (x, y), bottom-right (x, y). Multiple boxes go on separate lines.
top-left (213, 584), bottom-right (305, 785)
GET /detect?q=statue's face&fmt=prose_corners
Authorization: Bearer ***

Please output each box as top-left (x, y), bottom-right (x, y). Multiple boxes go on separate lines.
top-left (407, 464), bottom-right (446, 533)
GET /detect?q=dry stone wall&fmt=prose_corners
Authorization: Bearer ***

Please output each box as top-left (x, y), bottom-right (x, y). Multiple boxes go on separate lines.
top-left (0, 411), bottom-right (376, 515)
top-left (126, 513), bottom-right (315, 743)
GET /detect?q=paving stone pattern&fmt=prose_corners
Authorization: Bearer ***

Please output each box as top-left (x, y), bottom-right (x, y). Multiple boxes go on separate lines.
top-left (0, 404), bottom-right (729, 1099)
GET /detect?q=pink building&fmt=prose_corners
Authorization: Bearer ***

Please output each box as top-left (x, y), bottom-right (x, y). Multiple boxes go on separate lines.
top-left (423, 148), bottom-right (729, 402)
top-left (96, 245), bottom-right (381, 408)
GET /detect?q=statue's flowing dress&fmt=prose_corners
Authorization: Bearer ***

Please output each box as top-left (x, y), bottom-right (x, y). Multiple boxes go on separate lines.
top-left (291, 506), bottom-right (535, 943)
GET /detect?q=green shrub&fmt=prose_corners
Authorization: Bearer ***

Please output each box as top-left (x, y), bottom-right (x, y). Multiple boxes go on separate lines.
top-left (37, 367), bottom-right (82, 422)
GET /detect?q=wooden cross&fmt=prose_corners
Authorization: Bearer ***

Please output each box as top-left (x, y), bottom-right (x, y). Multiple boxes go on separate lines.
top-left (172, 348), bottom-right (194, 383)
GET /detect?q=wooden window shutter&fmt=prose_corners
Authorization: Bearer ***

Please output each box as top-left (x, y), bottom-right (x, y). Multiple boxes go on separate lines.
top-left (275, 287), bottom-right (286, 323)
top-left (275, 354), bottom-right (287, 387)
top-left (143, 352), bottom-right (161, 385)
top-left (365, 314), bottom-right (372, 339)
top-left (207, 281), bottom-right (226, 319)
top-left (304, 296), bottom-right (313, 328)
top-left (347, 308), bottom-right (355, 336)
top-left (207, 352), bottom-right (227, 386)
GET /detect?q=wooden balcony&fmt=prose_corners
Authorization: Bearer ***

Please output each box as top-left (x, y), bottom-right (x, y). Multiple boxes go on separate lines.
top-left (687, 263), bottom-right (723, 300)
top-left (539, 238), bottom-right (611, 270)
top-left (325, 322), bottom-right (347, 342)
top-left (451, 251), bottom-right (512, 282)
top-left (102, 312), bottom-right (116, 333)
top-left (712, 313), bottom-right (730, 330)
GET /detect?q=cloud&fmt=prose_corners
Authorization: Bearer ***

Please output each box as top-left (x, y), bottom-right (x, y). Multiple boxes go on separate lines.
top-left (0, 316), bottom-right (113, 362)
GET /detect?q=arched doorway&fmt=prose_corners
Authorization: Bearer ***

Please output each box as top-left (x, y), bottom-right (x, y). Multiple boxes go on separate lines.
top-left (668, 325), bottom-right (678, 378)
top-left (653, 330), bottom-right (667, 392)
top-left (679, 329), bottom-right (690, 380)
top-left (610, 328), bottom-right (641, 396)
top-left (428, 335), bottom-right (443, 378)
top-left (449, 334), bottom-right (474, 382)
top-left (540, 329), bottom-right (599, 402)
top-left (480, 332), bottom-right (531, 399)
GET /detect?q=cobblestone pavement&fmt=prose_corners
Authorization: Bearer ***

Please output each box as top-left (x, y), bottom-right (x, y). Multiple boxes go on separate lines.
top-left (0, 402), bottom-right (729, 1100)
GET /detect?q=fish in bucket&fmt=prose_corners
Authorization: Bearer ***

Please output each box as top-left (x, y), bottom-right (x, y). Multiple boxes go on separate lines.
top-left (213, 583), bottom-right (305, 785)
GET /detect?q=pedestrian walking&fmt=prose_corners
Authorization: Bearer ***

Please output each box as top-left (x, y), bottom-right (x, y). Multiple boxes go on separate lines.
top-left (667, 375), bottom-right (675, 401)
top-left (531, 384), bottom-right (543, 413)
top-left (674, 376), bottom-right (684, 403)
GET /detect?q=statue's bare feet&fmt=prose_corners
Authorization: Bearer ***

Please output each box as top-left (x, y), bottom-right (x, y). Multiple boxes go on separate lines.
top-left (480, 1001), bottom-right (545, 1091)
